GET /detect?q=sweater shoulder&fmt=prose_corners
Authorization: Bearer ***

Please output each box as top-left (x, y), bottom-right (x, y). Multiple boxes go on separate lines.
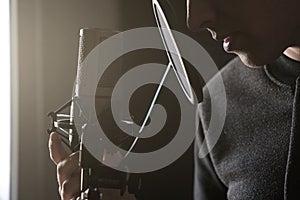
top-left (202, 56), bottom-right (267, 101)
top-left (198, 57), bottom-right (266, 130)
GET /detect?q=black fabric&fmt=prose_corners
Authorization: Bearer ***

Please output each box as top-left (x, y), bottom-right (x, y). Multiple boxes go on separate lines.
top-left (194, 113), bottom-right (227, 200)
top-left (194, 55), bottom-right (300, 200)
top-left (268, 55), bottom-right (300, 86)
top-left (284, 77), bottom-right (300, 200)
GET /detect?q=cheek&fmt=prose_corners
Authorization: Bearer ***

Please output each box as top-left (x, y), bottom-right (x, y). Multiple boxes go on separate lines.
top-left (239, 9), bottom-right (291, 52)
top-left (241, 2), bottom-right (292, 48)
top-left (220, 1), bottom-right (295, 66)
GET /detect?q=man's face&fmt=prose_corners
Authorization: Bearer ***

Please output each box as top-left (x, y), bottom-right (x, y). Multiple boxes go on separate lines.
top-left (187, 0), bottom-right (300, 66)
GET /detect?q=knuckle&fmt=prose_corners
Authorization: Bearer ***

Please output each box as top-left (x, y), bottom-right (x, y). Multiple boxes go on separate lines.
top-left (57, 161), bottom-right (65, 176)
top-left (61, 181), bottom-right (69, 200)
top-left (58, 186), bottom-right (65, 200)
top-left (61, 180), bottom-right (74, 200)
top-left (56, 161), bottom-right (67, 185)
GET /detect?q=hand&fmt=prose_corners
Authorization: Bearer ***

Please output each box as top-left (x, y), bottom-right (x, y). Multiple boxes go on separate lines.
top-left (48, 132), bottom-right (81, 200)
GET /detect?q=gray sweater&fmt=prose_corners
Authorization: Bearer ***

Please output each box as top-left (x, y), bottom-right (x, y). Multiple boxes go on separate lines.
top-left (194, 56), bottom-right (300, 200)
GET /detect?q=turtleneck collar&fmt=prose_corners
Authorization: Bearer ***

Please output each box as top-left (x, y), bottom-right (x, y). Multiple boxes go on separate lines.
top-left (267, 54), bottom-right (300, 86)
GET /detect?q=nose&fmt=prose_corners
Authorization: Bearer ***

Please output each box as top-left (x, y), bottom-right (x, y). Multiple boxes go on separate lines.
top-left (186, 0), bottom-right (216, 32)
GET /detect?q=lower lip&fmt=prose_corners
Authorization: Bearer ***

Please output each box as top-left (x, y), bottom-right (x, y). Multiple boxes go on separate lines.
top-left (223, 37), bottom-right (231, 52)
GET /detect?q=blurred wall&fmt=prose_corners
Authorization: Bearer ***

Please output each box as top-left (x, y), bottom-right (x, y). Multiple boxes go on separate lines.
top-left (14, 0), bottom-right (121, 199)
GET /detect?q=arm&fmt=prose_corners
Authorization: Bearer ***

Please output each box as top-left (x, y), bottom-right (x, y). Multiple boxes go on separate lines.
top-left (194, 122), bottom-right (227, 200)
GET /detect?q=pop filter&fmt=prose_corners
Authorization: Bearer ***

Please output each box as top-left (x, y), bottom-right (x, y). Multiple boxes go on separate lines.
top-left (152, 0), bottom-right (194, 104)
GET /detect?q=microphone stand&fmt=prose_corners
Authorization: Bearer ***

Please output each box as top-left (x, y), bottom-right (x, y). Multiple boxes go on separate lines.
top-left (47, 99), bottom-right (141, 200)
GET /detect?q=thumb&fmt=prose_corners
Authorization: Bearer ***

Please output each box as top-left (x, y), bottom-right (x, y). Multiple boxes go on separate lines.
top-left (49, 132), bottom-right (69, 165)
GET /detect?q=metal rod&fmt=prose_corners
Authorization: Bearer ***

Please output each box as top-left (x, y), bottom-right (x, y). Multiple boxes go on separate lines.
top-left (125, 62), bottom-right (172, 157)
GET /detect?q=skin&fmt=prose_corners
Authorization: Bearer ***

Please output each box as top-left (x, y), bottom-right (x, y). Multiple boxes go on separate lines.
top-left (49, 1), bottom-right (300, 199)
top-left (49, 132), bottom-right (80, 200)
top-left (285, 47), bottom-right (300, 62)
top-left (186, 0), bottom-right (300, 66)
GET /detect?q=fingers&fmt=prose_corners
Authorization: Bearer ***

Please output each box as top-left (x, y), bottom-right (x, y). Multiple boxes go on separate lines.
top-left (57, 152), bottom-right (80, 189)
top-left (48, 132), bottom-right (81, 199)
top-left (57, 152), bottom-right (81, 200)
top-left (60, 172), bottom-right (81, 200)
top-left (49, 132), bottom-right (69, 165)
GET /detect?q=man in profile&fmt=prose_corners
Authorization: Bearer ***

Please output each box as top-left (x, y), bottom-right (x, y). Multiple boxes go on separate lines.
top-left (49, 0), bottom-right (300, 199)
top-left (187, 0), bottom-right (300, 199)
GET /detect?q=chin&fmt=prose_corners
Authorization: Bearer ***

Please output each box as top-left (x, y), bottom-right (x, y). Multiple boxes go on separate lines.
top-left (233, 50), bottom-right (282, 68)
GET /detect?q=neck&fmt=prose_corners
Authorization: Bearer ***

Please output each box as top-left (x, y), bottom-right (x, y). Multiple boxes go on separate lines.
top-left (284, 47), bottom-right (300, 62)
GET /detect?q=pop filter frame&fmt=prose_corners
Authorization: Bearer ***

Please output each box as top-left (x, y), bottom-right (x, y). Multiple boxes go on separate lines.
top-left (152, 0), bottom-right (194, 104)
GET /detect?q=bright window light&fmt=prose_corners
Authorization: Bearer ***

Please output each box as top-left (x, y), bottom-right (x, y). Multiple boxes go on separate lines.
top-left (0, 0), bottom-right (11, 199)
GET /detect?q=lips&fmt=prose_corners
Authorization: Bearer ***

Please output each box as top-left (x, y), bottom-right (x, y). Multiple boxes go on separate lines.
top-left (214, 33), bottom-right (233, 51)
top-left (209, 29), bottom-right (240, 52)
top-left (223, 36), bottom-right (231, 52)
top-left (223, 36), bottom-right (231, 43)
